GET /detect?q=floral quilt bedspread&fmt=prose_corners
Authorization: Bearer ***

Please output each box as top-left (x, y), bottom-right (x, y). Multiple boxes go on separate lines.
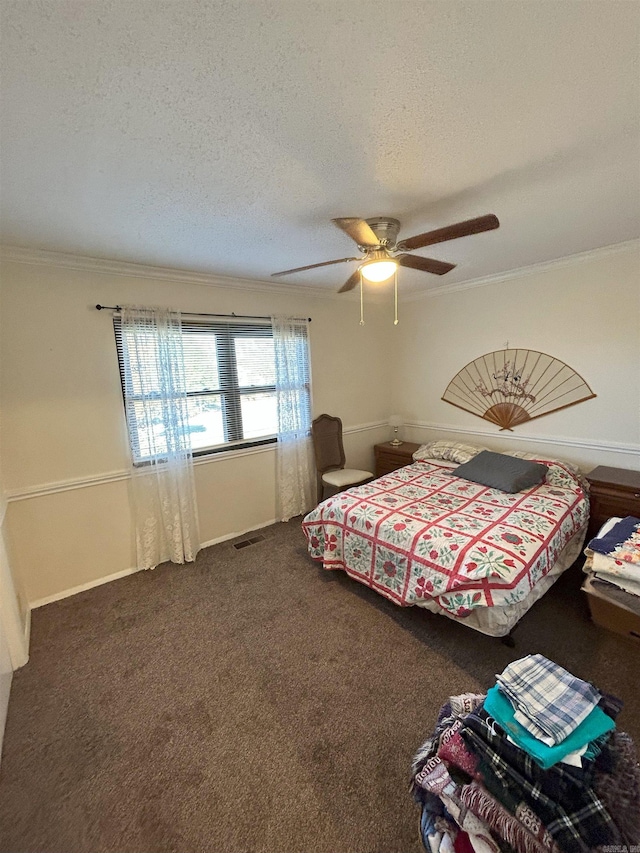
top-left (302, 459), bottom-right (588, 619)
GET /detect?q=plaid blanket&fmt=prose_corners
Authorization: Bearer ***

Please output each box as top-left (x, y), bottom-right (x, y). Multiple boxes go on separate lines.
top-left (496, 654), bottom-right (601, 746)
top-left (459, 709), bottom-right (620, 851)
top-left (593, 732), bottom-right (640, 846)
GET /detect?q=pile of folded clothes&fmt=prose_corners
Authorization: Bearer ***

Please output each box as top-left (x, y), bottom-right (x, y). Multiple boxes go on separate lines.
top-left (582, 516), bottom-right (640, 617)
top-left (411, 654), bottom-right (640, 852)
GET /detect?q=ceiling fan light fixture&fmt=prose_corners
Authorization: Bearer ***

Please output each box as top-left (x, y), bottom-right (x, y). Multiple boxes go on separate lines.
top-left (360, 259), bottom-right (398, 282)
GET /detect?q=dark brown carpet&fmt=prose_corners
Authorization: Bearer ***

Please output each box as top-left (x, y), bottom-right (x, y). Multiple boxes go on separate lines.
top-left (1, 520), bottom-right (639, 853)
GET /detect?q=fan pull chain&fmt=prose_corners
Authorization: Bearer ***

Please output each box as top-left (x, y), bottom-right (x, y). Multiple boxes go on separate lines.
top-left (359, 270), bottom-right (365, 325)
top-left (394, 270), bottom-right (399, 325)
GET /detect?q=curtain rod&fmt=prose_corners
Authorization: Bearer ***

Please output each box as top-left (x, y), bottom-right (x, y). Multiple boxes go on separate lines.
top-left (95, 305), bottom-right (311, 322)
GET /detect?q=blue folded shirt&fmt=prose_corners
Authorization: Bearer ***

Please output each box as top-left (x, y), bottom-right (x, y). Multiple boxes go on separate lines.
top-left (483, 684), bottom-right (614, 769)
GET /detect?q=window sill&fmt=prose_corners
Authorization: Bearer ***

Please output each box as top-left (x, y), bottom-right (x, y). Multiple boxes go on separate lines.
top-left (132, 437), bottom-right (277, 468)
top-left (193, 440), bottom-right (277, 466)
top-left (193, 437), bottom-right (276, 459)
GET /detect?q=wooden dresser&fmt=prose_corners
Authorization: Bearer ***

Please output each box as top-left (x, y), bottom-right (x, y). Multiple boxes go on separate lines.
top-left (586, 465), bottom-right (640, 539)
top-left (374, 441), bottom-right (421, 477)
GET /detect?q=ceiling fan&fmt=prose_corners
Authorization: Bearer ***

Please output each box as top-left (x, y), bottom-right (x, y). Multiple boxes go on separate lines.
top-left (272, 214), bottom-right (500, 292)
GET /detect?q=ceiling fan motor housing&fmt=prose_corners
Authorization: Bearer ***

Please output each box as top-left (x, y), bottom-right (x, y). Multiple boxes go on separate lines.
top-left (363, 217), bottom-right (401, 248)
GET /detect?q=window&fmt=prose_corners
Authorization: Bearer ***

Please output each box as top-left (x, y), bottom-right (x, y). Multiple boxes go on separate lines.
top-left (115, 318), bottom-right (291, 462)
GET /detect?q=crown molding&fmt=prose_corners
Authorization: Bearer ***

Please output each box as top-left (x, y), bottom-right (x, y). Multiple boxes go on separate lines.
top-left (4, 240), bottom-right (637, 303)
top-left (404, 419), bottom-right (640, 459)
top-left (403, 238), bottom-right (640, 302)
top-left (0, 244), bottom-right (342, 300)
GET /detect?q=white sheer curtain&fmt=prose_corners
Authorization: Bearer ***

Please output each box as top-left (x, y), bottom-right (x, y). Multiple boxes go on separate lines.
top-left (272, 316), bottom-right (315, 521)
top-left (121, 306), bottom-right (200, 569)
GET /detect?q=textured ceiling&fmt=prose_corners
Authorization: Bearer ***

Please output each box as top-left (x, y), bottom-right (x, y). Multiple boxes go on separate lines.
top-left (1, 0), bottom-right (639, 293)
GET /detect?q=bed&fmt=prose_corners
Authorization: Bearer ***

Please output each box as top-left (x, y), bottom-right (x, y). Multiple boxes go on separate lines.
top-left (301, 441), bottom-right (589, 637)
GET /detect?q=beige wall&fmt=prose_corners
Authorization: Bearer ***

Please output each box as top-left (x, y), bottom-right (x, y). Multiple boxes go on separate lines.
top-left (391, 243), bottom-right (640, 472)
top-left (1, 242), bottom-right (639, 607)
top-left (0, 258), bottom-right (393, 603)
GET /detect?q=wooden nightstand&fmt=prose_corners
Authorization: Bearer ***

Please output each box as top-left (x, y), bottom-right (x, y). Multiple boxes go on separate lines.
top-left (374, 441), bottom-right (421, 477)
top-left (586, 465), bottom-right (640, 539)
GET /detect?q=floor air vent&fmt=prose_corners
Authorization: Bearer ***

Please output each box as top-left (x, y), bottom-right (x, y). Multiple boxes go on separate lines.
top-left (233, 534), bottom-right (266, 550)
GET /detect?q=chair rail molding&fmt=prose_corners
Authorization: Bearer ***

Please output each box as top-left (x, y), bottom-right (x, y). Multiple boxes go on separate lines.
top-left (404, 420), bottom-right (640, 457)
top-left (5, 421), bottom-right (388, 502)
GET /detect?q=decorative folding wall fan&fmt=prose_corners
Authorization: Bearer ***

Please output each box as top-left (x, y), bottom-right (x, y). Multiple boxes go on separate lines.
top-left (442, 349), bottom-right (596, 430)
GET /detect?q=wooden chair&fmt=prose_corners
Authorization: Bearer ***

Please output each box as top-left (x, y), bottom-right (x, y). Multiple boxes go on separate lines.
top-left (311, 414), bottom-right (373, 503)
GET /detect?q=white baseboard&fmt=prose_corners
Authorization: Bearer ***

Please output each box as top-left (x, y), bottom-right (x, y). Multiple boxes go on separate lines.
top-left (30, 565), bottom-right (142, 609)
top-left (199, 518), bottom-right (279, 549)
top-left (29, 518), bottom-right (282, 609)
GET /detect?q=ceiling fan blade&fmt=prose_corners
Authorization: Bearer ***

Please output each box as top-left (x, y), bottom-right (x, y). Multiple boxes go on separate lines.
top-left (332, 217), bottom-right (379, 247)
top-left (396, 254), bottom-right (456, 276)
top-left (271, 256), bottom-right (359, 277)
top-left (338, 269), bottom-right (362, 293)
top-left (399, 214), bottom-right (500, 251)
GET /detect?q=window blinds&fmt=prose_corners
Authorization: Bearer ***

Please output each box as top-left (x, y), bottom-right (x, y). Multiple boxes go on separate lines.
top-left (115, 318), bottom-right (279, 458)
